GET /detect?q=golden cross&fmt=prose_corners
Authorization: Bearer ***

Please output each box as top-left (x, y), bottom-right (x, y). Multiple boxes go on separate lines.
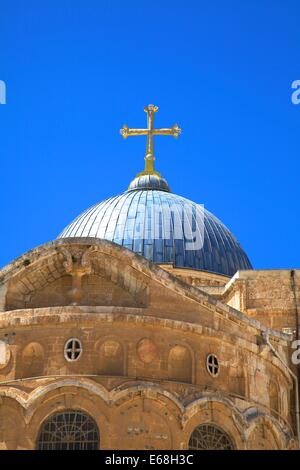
top-left (120, 104), bottom-right (181, 175)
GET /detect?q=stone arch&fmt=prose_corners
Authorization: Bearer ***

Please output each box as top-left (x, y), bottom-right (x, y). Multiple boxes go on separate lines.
top-left (25, 383), bottom-right (110, 449)
top-left (22, 380), bottom-right (183, 450)
top-left (111, 382), bottom-right (184, 414)
top-left (3, 242), bottom-right (150, 311)
top-left (97, 338), bottom-right (125, 376)
top-left (17, 342), bottom-right (44, 379)
top-left (247, 419), bottom-right (282, 450)
top-left (9, 378), bottom-right (183, 417)
top-left (5, 250), bottom-right (69, 310)
top-left (36, 409), bottom-right (100, 450)
top-left (245, 409), bottom-right (291, 450)
top-left (168, 344), bottom-right (193, 383)
top-left (182, 398), bottom-right (246, 450)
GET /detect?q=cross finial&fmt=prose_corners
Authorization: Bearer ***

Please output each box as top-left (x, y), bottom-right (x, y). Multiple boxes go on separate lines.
top-left (120, 105), bottom-right (181, 176)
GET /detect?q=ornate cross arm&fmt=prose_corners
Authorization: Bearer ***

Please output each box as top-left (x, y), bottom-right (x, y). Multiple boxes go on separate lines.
top-left (119, 105), bottom-right (181, 175)
top-left (120, 124), bottom-right (181, 138)
top-left (120, 126), bottom-right (148, 138)
top-left (151, 124), bottom-right (181, 137)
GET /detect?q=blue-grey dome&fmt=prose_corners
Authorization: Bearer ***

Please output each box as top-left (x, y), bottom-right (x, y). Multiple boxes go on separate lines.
top-left (58, 186), bottom-right (252, 277)
top-left (128, 174), bottom-right (171, 192)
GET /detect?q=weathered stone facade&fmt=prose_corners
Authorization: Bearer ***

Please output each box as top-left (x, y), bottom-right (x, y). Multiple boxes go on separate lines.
top-left (0, 238), bottom-right (298, 450)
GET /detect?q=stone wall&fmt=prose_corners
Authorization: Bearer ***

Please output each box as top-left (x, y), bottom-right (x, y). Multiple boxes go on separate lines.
top-left (0, 239), bottom-right (296, 450)
top-left (221, 270), bottom-right (300, 332)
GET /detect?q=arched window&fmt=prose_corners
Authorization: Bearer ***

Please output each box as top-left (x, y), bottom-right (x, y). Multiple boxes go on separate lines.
top-left (37, 410), bottom-right (99, 450)
top-left (189, 424), bottom-right (234, 450)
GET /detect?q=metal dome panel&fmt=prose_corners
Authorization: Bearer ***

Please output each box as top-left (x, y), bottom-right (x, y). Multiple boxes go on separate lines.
top-left (58, 190), bottom-right (252, 277)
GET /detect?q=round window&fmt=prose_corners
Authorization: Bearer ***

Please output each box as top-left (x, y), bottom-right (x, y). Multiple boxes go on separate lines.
top-left (206, 354), bottom-right (219, 377)
top-left (64, 338), bottom-right (82, 362)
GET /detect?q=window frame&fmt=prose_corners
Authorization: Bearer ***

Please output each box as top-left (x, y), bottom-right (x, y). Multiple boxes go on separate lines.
top-left (206, 353), bottom-right (220, 377)
top-left (64, 338), bottom-right (83, 362)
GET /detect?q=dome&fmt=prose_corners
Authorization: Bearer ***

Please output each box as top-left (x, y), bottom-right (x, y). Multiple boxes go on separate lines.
top-left (128, 174), bottom-right (170, 192)
top-left (58, 186), bottom-right (252, 277)
top-left (58, 104), bottom-right (252, 277)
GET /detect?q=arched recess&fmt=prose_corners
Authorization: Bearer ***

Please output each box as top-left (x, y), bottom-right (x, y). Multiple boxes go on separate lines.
top-left (269, 380), bottom-right (280, 415)
top-left (17, 342), bottom-right (44, 379)
top-left (188, 423), bottom-right (235, 450)
top-left (228, 364), bottom-right (246, 397)
top-left (36, 409), bottom-right (99, 450)
top-left (110, 390), bottom-right (182, 450)
top-left (168, 344), bottom-right (193, 383)
top-left (98, 339), bottom-right (125, 376)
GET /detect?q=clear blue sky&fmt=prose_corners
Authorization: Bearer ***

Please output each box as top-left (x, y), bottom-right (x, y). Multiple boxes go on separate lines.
top-left (1, 0), bottom-right (299, 270)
